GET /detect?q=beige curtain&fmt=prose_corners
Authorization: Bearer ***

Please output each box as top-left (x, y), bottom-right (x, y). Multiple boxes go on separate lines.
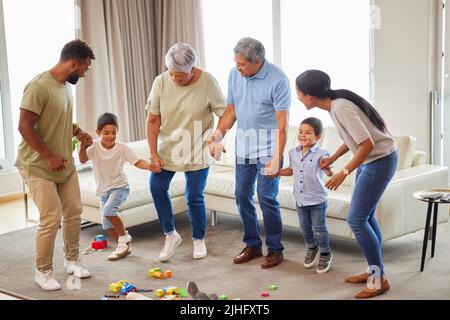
top-left (75, 0), bottom-right (204, 142)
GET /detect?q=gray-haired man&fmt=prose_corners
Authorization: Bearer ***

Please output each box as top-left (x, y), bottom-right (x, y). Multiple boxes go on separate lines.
top-left (209, 37), bottom-right (291, 269)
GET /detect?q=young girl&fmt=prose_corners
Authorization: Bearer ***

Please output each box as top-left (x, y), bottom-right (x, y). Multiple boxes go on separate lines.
top-left (278, 117), bottom-right (333, 273)
top-left (79, 112), bottom-right (152, 261)
top-left (295, 70), bottom-right (398, 298)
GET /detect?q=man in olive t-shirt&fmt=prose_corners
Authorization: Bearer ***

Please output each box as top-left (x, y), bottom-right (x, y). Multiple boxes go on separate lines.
top-left (16, 40), bottom-right (95, 291)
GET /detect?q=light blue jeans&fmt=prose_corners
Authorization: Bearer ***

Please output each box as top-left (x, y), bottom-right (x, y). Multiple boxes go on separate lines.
top-left (347, 151), bottom-right (398, 276)
top-left (100, 186), bottom-right (130, 230)
top-left (297, 201), bottom-right (330, 254)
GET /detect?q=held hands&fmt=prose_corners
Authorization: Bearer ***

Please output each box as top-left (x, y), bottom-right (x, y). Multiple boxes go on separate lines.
top-left (321, 156), bottom-right (346, 190)
top-left (208, 135), bottom-right (226, 161)
top-left (263, 158), bottom-right (281, 178)
top-left (150, 153), bottom-right (164, 173)
top-left (76, 130), bottom-right (93, 147)
top-left (319, 157), bottom-right (334, 171)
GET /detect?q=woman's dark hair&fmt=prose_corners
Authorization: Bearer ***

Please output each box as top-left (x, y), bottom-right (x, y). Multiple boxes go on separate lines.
top-left (97, 112), bottom-right (118, 131)
top-left (296, 70), bottom-right (387, 132)
top-left (301, 117), bottom-right (323, 136)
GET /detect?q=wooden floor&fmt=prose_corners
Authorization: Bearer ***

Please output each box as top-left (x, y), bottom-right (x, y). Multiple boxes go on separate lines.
top-left (0, 196), bottom-right (39, 236)
top-left (0, 195), bottom-right (38, 300)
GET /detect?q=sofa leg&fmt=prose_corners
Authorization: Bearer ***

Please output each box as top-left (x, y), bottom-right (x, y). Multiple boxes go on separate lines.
top-left (211, 210), bottom-right (218, 227)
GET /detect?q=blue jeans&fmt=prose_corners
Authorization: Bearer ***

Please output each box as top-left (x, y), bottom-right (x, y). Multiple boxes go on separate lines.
top-left (150, 167), bottom-right (209, 240)
top-left (235, 158), bottom-right (284, 252)
top-left (100, 186), bottom-right (130, 230)
top-left (348, 151), bottom-right (398, 276)
top-left (297, 201), bottom-right (330, 253)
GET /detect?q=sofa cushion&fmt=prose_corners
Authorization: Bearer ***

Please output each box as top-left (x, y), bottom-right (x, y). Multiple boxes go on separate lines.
top-left (207, 170), bottom-right (351, 220)
top-left (393, 134), bottom-right (416, 170)
top-left (78, 165), bottom-right (186, 209)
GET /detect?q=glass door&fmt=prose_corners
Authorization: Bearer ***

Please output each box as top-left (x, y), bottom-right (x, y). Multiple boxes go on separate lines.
top-left (0, 0), bottom-right (14, 169)
top-left (443, 0), bottom-right (450, 177)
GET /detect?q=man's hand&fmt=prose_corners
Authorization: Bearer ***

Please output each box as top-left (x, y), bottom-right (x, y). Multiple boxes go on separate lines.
top-left (76, 130), bottom-right (93, 147)
top-left (46, 153), bottom-right (69, 171)
top-left (208, 135), bottom-right (226, 161)
top-left (150, 153), bottom-right (164, 173)
top-left (263, 158), bottom-right (281, 178)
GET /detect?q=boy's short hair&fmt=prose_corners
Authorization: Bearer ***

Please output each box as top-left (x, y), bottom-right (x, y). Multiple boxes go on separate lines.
top-left (97, 113), bottom-right (118, 131)
top-left (301, 117), bottom-right (323, 136)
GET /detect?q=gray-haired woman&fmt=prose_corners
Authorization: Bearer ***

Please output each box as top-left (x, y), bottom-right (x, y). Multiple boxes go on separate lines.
top-left (146, 43), bottom-right (227, 261)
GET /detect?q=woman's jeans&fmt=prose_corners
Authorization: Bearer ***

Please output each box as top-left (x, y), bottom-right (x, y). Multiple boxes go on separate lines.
top-left (297, 201), bottom-right (330, 253)
top-left (150, 168), bottom-right (209, 240)
top-left (348, 151), bottom-right (398, 276)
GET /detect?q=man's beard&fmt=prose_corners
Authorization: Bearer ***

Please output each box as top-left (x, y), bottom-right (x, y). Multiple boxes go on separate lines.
top-left (67, 73), bottom-right (80, 85)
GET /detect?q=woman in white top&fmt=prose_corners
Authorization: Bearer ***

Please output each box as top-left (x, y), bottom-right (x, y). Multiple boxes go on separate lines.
top-left (146, 43), bottom-right (227, 262)
top-left (295, 70), bottom-right (398, 299)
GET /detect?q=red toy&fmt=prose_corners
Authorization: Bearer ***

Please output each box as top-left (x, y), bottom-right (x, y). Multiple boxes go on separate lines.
top-left (91, 235), bottom-right (107, 250)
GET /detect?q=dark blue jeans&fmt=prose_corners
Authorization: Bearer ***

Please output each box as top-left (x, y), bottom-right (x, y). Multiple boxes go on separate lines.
top-left (235, 158), bottom-right (284, 252)
top-left (297, 201), bottom-right (330, 253)
top-left (348, 151), bottom-right (398, 276)
top-left (150, 167), bottom-right (209, 240)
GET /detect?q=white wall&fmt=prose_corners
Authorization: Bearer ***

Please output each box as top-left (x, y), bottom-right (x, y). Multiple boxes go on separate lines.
top-left (373, 0), bottom-right (438, 160)
top-left (0, 168), bottom-right (22, 196)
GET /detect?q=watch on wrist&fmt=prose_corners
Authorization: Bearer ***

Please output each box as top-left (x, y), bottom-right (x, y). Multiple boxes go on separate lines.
top-left (342, 168), bottom-right (349, 176)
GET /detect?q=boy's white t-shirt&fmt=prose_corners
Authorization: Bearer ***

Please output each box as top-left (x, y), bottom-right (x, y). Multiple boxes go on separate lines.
top-left (86, 140), bottom-right (139, 196)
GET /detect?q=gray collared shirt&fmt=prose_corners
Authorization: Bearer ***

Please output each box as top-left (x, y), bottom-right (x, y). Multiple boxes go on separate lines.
top-left (289, 143), bottom-right (330, 207)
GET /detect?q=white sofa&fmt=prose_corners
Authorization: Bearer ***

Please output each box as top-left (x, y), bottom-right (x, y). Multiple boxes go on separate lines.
top-left (79, 126), bottom-right (449, 241)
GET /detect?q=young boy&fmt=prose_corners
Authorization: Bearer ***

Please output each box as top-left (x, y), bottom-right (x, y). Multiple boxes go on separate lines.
top-left (79, 113), bottom-right (152, 261)
top-left (279, 117), bottom-right (334, 273)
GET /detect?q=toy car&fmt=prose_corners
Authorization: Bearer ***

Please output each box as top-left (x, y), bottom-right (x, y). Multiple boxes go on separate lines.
top-left (120, 283), bottom-right (137, 295)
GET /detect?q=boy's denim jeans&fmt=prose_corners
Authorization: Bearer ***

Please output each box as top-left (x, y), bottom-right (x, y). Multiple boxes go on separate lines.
top-left (297, 201), bottom-right (330, 253)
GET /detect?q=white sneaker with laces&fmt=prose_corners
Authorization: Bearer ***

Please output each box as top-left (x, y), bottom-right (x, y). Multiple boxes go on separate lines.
top-left (108, 233), bottom-right (132, 261)
top-left (64, 260), bottom-right (91, 278)
top-left (35, 269), bottom-right (62, 291)
top-left (193, 239), bottom-right (207, 259)
top-left (158, 231), bottom-right (182, 262)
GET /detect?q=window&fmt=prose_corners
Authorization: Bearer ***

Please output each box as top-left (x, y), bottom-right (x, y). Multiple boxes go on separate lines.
top-left (1, 0), bottom-right (76, 160)
top-left (201, 0), bottom-right (273, 95)
top-left (201, 0), bottom-right (371, 127)
top-left (280, 0), bottom-right (370, 127)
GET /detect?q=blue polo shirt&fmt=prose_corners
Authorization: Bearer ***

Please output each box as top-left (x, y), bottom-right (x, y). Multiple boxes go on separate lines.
top-left (289, 143), bottom-right (330, 207)
top-left (227, 61), bottom-right (291, 159)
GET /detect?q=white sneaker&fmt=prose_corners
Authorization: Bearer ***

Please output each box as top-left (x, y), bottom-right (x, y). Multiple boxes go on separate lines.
top-left (193, 239), bottom-right (207, 259)
top-left (64, 260), bottom-right (91, 278)
top-left (35, 270), bottom-right (62, 291)
top-left (108, 233), bottom-right (132, 261)
top-left (158, 231), bottom-right (182, 262)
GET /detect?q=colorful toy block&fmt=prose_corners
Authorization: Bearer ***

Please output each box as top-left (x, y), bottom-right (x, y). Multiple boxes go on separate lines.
top-left (261, 291), bottom-right (270, 297)
top-left (178, 288), bottom-right (188, 298)
top-left (108, 283), bottom-right (122, 293)
top-left (108, 280), bottom-right (128, 293)
top-left (153, 271), bottom-right (165, 279)
top-left (148, 268), bottom-right (162, 277)
top-left (155, 289), bottom-right (164, 297)
top-left (219, 294), bottom-right (228, 300)
top-left (164, 270), bottom-right (173, 278)
top-left (268, 285), bottom-right (278, 290)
